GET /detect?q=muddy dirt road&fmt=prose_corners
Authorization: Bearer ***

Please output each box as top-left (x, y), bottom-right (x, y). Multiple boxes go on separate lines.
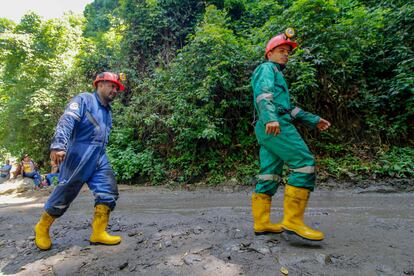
top-left (1, 185), bottom-right (414, 275)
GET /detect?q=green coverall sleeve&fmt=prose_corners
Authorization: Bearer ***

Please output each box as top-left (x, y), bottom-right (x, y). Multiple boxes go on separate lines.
top-left (290, 106), bottom-right (320, 129)
top-left (253, 65), bottom-right (279, 125)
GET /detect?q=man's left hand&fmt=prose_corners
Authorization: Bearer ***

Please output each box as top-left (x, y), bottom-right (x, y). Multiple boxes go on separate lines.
top-left (50, 150), bottom-right (66, 165)
top-left (317, 118), bottom-right (331, 131)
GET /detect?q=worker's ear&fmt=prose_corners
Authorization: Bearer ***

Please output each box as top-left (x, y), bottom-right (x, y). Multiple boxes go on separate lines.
top-left (266, 49), bottom-right (272, 60)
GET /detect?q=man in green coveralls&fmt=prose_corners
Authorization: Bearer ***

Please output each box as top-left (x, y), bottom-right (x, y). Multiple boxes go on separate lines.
top-left (251, 28), bottom-right (331, 241)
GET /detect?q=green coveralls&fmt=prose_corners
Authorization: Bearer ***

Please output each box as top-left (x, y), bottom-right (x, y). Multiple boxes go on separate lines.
top-left (252, 61), bottom-right (320, 196)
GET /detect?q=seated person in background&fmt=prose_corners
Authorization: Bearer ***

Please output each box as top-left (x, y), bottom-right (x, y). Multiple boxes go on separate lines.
top-left (0, 160), bottom-right (12, 183)
top-left (21, 154), bottom-right (42, 187)
top-left (42, 160), bottom-right (59, 187)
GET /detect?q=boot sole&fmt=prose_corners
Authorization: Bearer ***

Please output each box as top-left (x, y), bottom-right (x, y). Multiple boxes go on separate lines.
top-left (254, 230), bottom-right (284, 236)
top-left (90, 241), bottom-right (121, 246)
top-left (283, 229), bottom-right (324, 241)
top-left (34, 241), bottom-right (52, 251)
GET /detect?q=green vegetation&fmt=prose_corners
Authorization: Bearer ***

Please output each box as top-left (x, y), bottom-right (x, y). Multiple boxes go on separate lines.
top-left (318, 146), bottom-right (414, 180)
top-left (1, 0), bottom-right (413, 183)
top-left (0, 13), bottom-right (87, 167)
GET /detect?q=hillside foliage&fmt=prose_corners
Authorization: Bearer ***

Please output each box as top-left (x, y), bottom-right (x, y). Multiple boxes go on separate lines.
top-left (1, 0), bottom-right (413, 183)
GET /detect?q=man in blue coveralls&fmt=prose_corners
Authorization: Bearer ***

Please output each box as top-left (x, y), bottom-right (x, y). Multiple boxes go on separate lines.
top-left (34, 72), bottom-right (125, 250)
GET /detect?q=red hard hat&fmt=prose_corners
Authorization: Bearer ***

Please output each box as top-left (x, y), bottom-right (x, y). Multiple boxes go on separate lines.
top-left (265, 33), bottom-right (298, 59)
top-left (93, 72), bottom-right (125, 91)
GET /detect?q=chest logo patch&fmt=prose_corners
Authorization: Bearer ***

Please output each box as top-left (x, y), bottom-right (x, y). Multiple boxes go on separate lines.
top-left (69, 102), bottom-right (79, 110)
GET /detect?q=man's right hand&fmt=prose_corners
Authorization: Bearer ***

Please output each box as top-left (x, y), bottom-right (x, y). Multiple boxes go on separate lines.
top-left (50, 150), bottom-right (66, 165)
top-left (265, 121), bottom-right (281, 136)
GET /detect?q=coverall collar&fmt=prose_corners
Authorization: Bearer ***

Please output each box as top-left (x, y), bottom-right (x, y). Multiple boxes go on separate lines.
top-left (268, 61), bottom-right (285, 71)
top-left (94, 91), bottom-right (112, 111)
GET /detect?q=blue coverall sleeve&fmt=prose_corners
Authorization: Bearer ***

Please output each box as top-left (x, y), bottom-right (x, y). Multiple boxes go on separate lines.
top-left (290, 106), bottom-right (320, 129)
top-left (252, 64), bottom-right (279, 125)
top-left (50, 95), bottom-right (85, 151)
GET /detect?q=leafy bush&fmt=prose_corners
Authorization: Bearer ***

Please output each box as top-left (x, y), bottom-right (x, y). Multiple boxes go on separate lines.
top-left (1, 0), bottom-right (412, 184)
top-left (319, 146), bottom-right (414, 179)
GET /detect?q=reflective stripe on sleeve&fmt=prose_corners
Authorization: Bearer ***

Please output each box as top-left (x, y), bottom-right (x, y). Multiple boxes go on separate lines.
top-left (290, 107), bottom-right (302, 118)
top-left (257, 174), bottom-right (280, 181)
top-left (64, 111), bottom-right (81, 121)
top-left (291, 166), bottom-right (315, 174)
top-left (256, 93), bottom-right (273, 104)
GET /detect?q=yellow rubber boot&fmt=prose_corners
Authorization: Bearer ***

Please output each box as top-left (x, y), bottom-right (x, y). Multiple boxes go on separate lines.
top-left (252, 193), bottom-right (283, 235)
top-left (281, 185), bottom-right (324, 241)
top-left (34, 212), bottom-right (55, 250)
top-left (90, 204), bottom-right (121, 245)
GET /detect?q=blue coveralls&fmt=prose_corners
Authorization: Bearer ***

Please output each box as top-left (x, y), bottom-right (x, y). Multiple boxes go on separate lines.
top-left (45, 92), bottom-right (118, 217)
